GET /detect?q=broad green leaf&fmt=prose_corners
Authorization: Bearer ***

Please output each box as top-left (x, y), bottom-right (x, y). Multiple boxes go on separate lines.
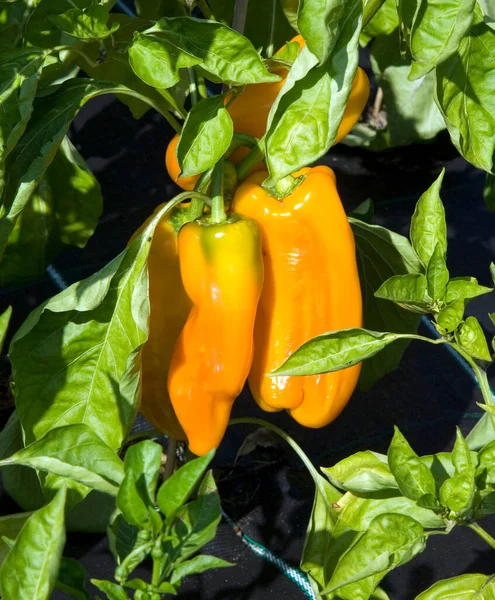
top-left (361, 0), bottom-right (399, 43)
top-left (56, 558), bottom-right (90, 600)
top-left (0, 136), bottom-right (102, 286)
top-left (117, 471), bottom-right (150, 528)
top-left (323, 451), bottom-right (398, 493)
top-left (436, 299), bottom-right (464, 332)
top-left (145, 17), bottom-right (280, 85)
top-left (171, 554), bottom-right (233, 585)
top-left (396, 0), bottom-right (418, 49)
top-left (271, 329), bottom-right (400, 377)
top-left (298, 0), bottom-right (350, 63)
top-left (209, 0), bottom-right (296, 55)
top-left (0, 512), bottom-right (31, 568)
top-left (444, 277), bottom-right (492, 304)
top-left (410, 0), bottom-right (475, 79)
top-left (324, 513), bottom-right (426, 594)
top-left (477, 440), bottom-right (495, 487)
top-left (0, 48), bottom-right (46, 166)
top-left (0, 2), bottom-right (28, 49)
top-left (169, 471), bottom-right (222, 561)
top-left (0, 79), bottom-right (134, 259)
top-left (486, 174), bottom-right (495, 211)
top-left (107, 512), bottom-right (139, 566)
top-left (91, 580), bottom-right (130, 600)
top-left (440, 472), bottom-right (475, 516)
top-left (410, 170), bottom-right (446, 268)
top-left (349, 218), bottom-right (422, 389)
top-left (157, 450), bottom-right (215, 517)
top-left (375, 273), bottom-right (431, 313)
top-left (129, 32), bottom-right (200, 90)
top-left (177, 95), bottom-right (233, 177)
top-left (0, 486), bottom-right (67, 600)
top-left (349, 199), bottom-right (374, 223)
top-left (10, 219), bottom-right (154, 449)
top-left (49, 5), bottom-right (119, 41)
top-left (124, 440), bottom-right (162, 507)
top-left (452, 428), bottom-right (474, 474)
top-left (0, 306), bottom-right (12, 354)
top-left (427, 244), bottom-right (449, 302)
top-left (415, 573), bottom-right (495, 600)
top-left (467, 413), bottom-right (495, 451)
top-left (479, 0), bottom-right (495, 28)
top-left (0, 424), bottom-right (124, 496)
top-left (265, 0), bottom-right (362, 181)
top-left (456, 316), bottom-right (492, 361)
top-left (388, 427), bottom-right (437, 502)
top-left (24, 0), bottom-right (93, 48)
top-left (420, 452), bottom-right (456, 492)
top-left (436, 6), bottom-right (495, 174)
top-left (356, 29), bottom-right (445, 149)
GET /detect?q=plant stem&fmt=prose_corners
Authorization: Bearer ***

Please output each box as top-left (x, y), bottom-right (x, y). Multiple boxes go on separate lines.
top-left (115, 88), bottom-right (183, 132)
top-left (195, 71), bottom-right (208, 99)
top-left (450, 343), bottom-right (495, 408)
top-left (229, 417), bottom-right (337, 514)
top-left (209, 161), bottom-right (226, 223)
top-left (197, 0), bottom-right (215, 19)
top-left (152, 556), bottom-right (162, 587)
top-left (125, 429), bottom-right (162, 444)
top-left (188, 67), bottom-right (199, 105)
top-left (362, 0), bottom-right (387, 28)
top-left (266, 0), bottom-right (277, 57)
top-left (156, 88), bottom-right (188, 120)
top-left (468, 522), bottom-right (495, 551)
top-left (237, 137), bottom-right (265, 181)
top-left (164, 438), bottom-right (177, 480)
top-left (232, 0), bottom-right (249, 33)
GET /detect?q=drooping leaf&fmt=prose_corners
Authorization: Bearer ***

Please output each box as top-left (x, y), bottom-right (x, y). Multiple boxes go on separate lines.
top-left (171, 554), bottom-right (233, 586)
top-left (436, 6), bottom-right (495, 174)
top-left (49, 5), bottom-right (120, 42)
top-left (91, 580), bottom-right (130, 600)
top-left (323, 451), bottom-right (398, 493)
top-left (375, 273), bottom-right (431, 313)
top-left (415, 574), bottom-right (495, 600)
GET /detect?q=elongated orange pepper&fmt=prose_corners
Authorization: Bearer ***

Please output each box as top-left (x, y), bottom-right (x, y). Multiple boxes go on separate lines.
top-left (167, 215), bottom-right (263, 455)
top-left (129, 205), bottom-right (190, 440)
top-left (231, 166), bottom-right (362, 428)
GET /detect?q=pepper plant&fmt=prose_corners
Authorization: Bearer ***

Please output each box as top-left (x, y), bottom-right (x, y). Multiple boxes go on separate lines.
top-left (0, 0), bottom-right (494, 598)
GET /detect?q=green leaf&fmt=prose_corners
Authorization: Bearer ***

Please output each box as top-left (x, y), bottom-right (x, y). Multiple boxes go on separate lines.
top-left (427, 244), bottom-right (449, 302)
top-left (349, 199), bottom-right (374, 223)
top-left (451, 427), bottom-right (474, 474)
top-left (0, 136), bottom-right (102, 286)
top-left (157, 450), bottom-right (215, 517)
top-left (362, 29), bottom-right (445, 149)
top-left (117, 471), bottom-right (150, 528)
top-left (410, 170), bottom-right (447, 268)
top-left (56, 558), bottom-right (89, 600)
top-left (388, 427), bottom-right (437, 502)
top-left (477, 439), bottom-right (495, 487)
top-left (484, 174), bottom-right (495, 211)
top-left (456, 316), bottom-right (492, 361)
top-left (436, 6), bottom-right (495, 174)
top-left (361, 0), bottom-right (399, 43)
top-left (107, 512), bottom-right (139, 566)
top-left (271, 329), bottom-right (400, 377)
top-left (323, 451), bottom-right (398, 493)
top-left (409, 0), bottom-right (475, 79)
top-left (0, 79), bottom-right (132, 259)
top-left (323, 513), bottom-right (426, 595)
top-left (124, 440), bottom-right (162, 508)
top-left (0, 306), bottom-right (12, 354)
top-left (444, 277), bottom-right (493, 304)
top-left (50, 5), bottom-right (119, 41)
top-left (436, 299), bottom-right (464, 333)
top-left (265, 0), bottom-right (362, 182)
top-left (0, 48), bottom-right (46, 166)
top-left (375, 273), bottom-right (431, 313)
top-left (0, 424), bottom-right (124, 496)
top-left (467, 412), bottom-right (495, 451)
top-left (439, 429), bottom-right (476, 516)
top-left (24, 0), bottom-right (93, 48)
top-left (135, 0), bottom-right (186, 19)
top-left (171, 554), bottom-right (233, 585)
top-left (415, 573), bottom-right (495, 600)
top-left (144, 17), bottom-right (280, 85)
top-left (349, 218), bottom-right (422, 390)
top-left (479, 0), bottom-right (495, 28)
top-left (91, 580), bottom-right (130, 600)
top-left (298, 0), bottom-right (350, 63)
top-left (177, 95), bottom-right (233, 177)
top-left (170, 471), bottom-right (222, 561)
top-left (0, 512), bottom-right (32, 568)
top-left (129, 31), bottom-right (200, 90)
top-left (0, 486), bottom-right (67, 600)
top-left (10, 218), bottom-right (155, 449)
top-left (0, 2), bottom-right (28, 49)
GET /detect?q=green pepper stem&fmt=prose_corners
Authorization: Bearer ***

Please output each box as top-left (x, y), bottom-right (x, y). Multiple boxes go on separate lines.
top-left (164, 438), bottom-right (177, 481)
top-left (195, 70), bottom-right (208, 100)
top-left (467, 522), bottom-right (495, 551)
top-left (209, 161), bottom-right (227, 224)
top-left (362, 0), bottom-right (387, 27)
top-left (237, 137), bottom-right (266, 181)
top-left (197, 0), bottom-right (215, 19)
top-left (151, 555), bottom-right (162, 587)
top-left (187, 67), bottom-right (199, 105)
top-left (225, 133), bottom-right (259, 159)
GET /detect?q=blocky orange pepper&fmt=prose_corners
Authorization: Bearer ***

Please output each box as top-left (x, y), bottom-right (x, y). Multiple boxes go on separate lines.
top-left (231, 166), bottom-right (362, 428)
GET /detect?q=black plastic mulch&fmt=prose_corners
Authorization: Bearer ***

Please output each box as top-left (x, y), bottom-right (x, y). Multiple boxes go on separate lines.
top-left (1, 95), bottom-right (495, 599)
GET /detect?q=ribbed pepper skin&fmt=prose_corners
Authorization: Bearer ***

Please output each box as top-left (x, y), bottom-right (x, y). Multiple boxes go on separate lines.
top-left (129, 205), bottom-right (190, 440)
top-left (231, 166), bottom-right (362, 428)
top-left (168, 215), bottom-right (264, 455)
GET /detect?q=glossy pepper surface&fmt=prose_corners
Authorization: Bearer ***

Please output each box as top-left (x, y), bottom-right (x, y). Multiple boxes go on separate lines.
top-left (231, 166), bottom-right (362, 428)
top-left (168, 215), bottom-right (263, 456)
top-left (129, 205), bottom-right (190, 440)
